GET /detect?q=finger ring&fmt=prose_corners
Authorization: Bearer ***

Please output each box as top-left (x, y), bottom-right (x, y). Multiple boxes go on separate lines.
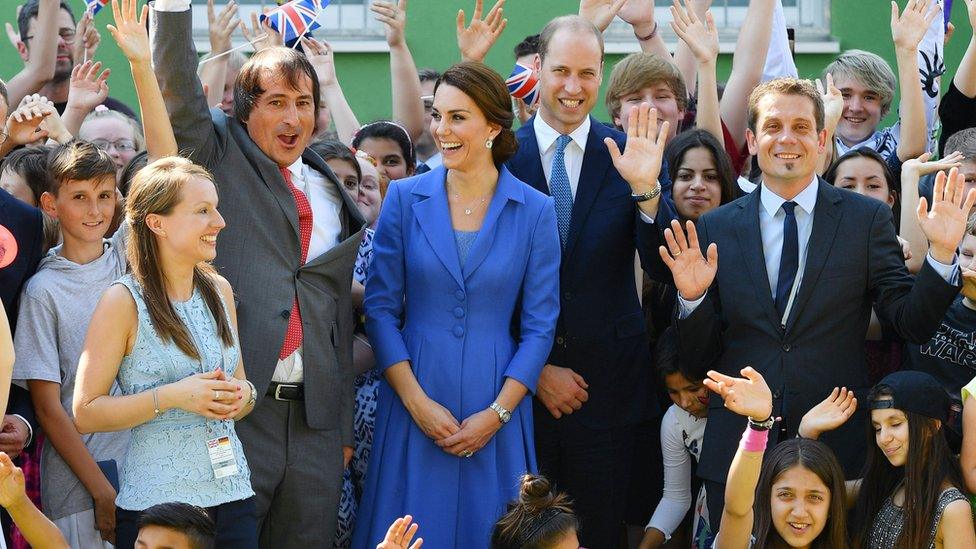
top-left (213, 390), bottom-right (220, 400)
top-left (460, 450), bottom-right (473, 458)
top-left (673, 251), bottom-right (681, 256)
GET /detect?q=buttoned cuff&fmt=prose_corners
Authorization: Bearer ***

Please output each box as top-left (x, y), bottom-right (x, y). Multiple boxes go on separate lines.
top-left (639, 210), bottom-right (655, 224)
top-left (926, 253), bottom-right (960, 285)
top-left (677, 292), bottom-right (707, 319)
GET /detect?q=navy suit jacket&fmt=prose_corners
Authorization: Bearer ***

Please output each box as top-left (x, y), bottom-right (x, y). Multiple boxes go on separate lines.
top-left (0, 188), bottom-right (43, 441)
top-left (506, 116), bottom-right (675, 427)
top-left (668, 180), bottom-right (959, 480)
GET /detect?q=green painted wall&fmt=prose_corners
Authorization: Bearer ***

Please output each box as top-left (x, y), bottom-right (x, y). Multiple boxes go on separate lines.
top-left (0, 1), bottom-right (970, 127)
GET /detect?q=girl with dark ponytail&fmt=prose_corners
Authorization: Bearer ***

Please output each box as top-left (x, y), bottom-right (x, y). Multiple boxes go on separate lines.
top-left (491, 474), bottom-right (579, 549)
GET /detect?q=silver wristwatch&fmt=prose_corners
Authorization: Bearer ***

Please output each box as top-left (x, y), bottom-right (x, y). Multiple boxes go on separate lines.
top-left (489, 402), bottom-right (512, 424)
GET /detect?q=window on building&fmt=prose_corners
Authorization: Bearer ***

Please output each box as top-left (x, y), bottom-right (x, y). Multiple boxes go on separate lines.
top-left (605, 0), bottom-right (833, 53)
top-left (191, 0), bottom-right (384, 52)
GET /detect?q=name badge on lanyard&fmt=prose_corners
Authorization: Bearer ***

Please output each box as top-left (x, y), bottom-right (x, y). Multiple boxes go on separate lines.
top-left (207, 436), bottom-right (239, 479)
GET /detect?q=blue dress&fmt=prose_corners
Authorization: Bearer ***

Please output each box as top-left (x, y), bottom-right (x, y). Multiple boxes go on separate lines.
top-left (351, 166), bottom-right (560, 547)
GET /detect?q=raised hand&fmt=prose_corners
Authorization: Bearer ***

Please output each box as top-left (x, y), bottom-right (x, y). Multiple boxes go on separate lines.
top-left (456, 0), bottom-right (506, 63)
top-left (798, 387), bottom-right (857, 440)
top-left (902, 151), bottom-right (965, 177)
top-left (299, 37), bottom-right (338, 87)
top-left (371, 0), bottom-right (408, 49)
top-left (704, 367), bottom-right (772, 421)
top-left (605, 102), bottom-right (669, 195)
top-left (207, 0), bottom-right (240, 55)
top-left (67, 61), bottom-right (110, 113)
top-left (816, 73), bottom-right (843, 131)
top-left (241, 11), bottom-right (283, 52)
top-left (891, 0), bottom-right (941, 52)
top-left (660, 219), bottom-right (718, 301)
top-left (377, 515), bottom-right (423, 549)
top-left (3, 6), bottom-right (22, 52)
top-left (0, 453), bottom-right (26, 510)
top-left (107, 0), bottom-right (150, 64)
top-left (669, 0), bottom-right (717, 64)
top-left (72, 11), bottom-right (100, 65)
top-left (618, 0), bottom-right (656, 34)
top-left (917, 167), bottom-right (976, 263)
top-left (579, 0), bottom-right (628, 32)
top-left (436, 408), bottom-right (501, 457)
top-left (5, 94), bottom-right (54, 145)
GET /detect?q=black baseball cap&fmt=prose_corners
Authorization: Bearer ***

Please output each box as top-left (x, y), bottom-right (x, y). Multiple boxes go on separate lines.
top-left (870, 371), bottom-right (950, 423)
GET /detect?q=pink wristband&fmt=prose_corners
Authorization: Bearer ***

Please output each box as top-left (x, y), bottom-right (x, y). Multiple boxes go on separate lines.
top-left (740, 425), bottom-right (769, 453)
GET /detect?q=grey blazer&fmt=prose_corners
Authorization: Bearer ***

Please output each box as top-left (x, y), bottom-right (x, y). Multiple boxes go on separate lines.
top-left (151, 8), bottom-right (365, 445)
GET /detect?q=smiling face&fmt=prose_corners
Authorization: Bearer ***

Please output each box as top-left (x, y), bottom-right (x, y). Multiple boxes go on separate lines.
top-left (149, 176), bottom-right (225, 265)
top-left (357, 137), bottom-right (410, 181)
top-left (872, 401), bottom-right (909, 467)
top-left (244, 73), bottom-right (316, 168)
top-left (833, 74), bottom-right (884, 147)
top-left (770, 465), bottom-right (832, 548)
top-left (613, 83), bottom-right (683, 139)
top-left (430, 84), bottom-right (499, 173)
top-left (673, 146), bottom-right (723, 221)
top-left (356, 157), bottom-right (382, 225)
top-left (537, 28), bottom-right (603, 135)
top-left (80, 116), bottom-right (138, 174)
top-left (664, 371), bottom-right (708, 418)
top-left (747, 93), bottom-right (826, 190)
top-left (832, 155), bottom-right (894, 208)
top-left (41, 176), bottom-right (117, 250)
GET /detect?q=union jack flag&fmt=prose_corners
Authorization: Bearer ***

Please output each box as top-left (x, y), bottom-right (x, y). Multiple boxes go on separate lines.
top-left (506, 63), bottom-right (539, 107)
top-left (84, 0), bottom-right (108, 16)
top-left (260, 0), bottom-right (328, 45)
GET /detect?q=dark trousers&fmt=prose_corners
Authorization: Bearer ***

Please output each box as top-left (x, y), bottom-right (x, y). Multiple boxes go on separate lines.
top-left (534, 408), bottom-right (634, 549)
top-left (705, 479), bottom-right (725, 535)
top-left (116, 496), bottom-right (257, 549)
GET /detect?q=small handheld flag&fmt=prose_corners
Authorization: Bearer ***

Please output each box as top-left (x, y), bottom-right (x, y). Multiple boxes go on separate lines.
top-left (260, 0), bottom-right (328, 46)
top-left (506, 63), bottom-right (539, 107)
top-left (84, 0), bottom-right (108, 16)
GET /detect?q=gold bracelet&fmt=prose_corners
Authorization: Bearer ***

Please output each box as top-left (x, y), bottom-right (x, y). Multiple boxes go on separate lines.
top-left (152, 388), bottom-right (161, 416)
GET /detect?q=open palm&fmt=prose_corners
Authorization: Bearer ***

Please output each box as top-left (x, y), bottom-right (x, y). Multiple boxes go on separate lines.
top-left (107, 0), bottom-right (150, 64)
top-left (670, 0), bottom-right (717, 64)
top-left (918, 168), bottom-right (976, 260)
top-left (799, 387), bottom-right (857, 439)
top-left (578, 0), bottom-right (627, 32)
top-left (660, 219), bottom-right (717, 301)
top-left (704, 367), bottom-right (772, 420)
top-left (456, 0), bottom-right (506, 62)
top-left (891, 0), bottom-right (940, 50)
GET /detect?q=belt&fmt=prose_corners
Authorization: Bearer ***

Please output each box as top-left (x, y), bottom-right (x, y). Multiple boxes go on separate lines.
top-left (267, 382), bottom-right (304, 401)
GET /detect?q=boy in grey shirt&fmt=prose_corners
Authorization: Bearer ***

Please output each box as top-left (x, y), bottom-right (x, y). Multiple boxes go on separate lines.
top-left (13, 142), bottom-right (130, 547)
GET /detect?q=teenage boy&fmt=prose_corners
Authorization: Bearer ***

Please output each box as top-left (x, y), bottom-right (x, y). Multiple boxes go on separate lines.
top-left (12, 140), bottom-right (130, 546)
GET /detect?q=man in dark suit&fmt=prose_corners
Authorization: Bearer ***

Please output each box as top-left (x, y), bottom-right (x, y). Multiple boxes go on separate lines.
top-left (656, 77), bottom-right (972, 522)
top-left (505, 15), bottom-right (675, 547)
top-left (151, 3), bottom-right (364, 546)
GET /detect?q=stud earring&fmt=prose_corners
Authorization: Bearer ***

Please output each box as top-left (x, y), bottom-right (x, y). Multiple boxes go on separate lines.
top-left (485, 138), bottom-right (494, 149)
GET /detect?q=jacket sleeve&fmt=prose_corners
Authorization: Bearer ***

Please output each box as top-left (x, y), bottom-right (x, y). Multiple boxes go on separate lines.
top-left (150, 5), bottom-right (221, 167)
top-left (673, 215), bottom-right (723, 380)
top-left (364, 183), bottom-right (411, 371)
top-left (869, 203), bottom-right (960, 343)
top-left (503, 198), bottom-right (561, 394)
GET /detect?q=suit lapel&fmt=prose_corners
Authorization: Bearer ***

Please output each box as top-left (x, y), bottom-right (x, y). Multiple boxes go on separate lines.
top-left (565, 118), bottom-right (608, 261)
top-left (786, 180), bottom-right (843, 331)
top-left (734, 189), bottom-right (782, 328)
top-left (512, 119), bottom-right (548, 196)
top-left (463, 167), bottom-right (524, 280)
top-left (229, 119), bottom-right (300, 238)
top-left (411, 169), bottom-right (465, 288)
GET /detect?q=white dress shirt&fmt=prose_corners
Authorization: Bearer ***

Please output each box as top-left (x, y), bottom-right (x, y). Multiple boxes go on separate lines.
top-left (678, 176), bottom-right (958, 319)
top-left (534, 114), bottom-right (589, 199)
top-left (152, 0), bottom-right (191, 11)
top-left (274, 158), bottom-right (344, 383)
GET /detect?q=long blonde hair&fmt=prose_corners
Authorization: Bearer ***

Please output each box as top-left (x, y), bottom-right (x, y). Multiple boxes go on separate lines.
top-left (125, 157), bottom-right (233, 359)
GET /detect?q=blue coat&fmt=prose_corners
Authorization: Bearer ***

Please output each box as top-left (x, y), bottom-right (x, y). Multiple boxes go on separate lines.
top-left (352, 165), bottom-right (561, 547)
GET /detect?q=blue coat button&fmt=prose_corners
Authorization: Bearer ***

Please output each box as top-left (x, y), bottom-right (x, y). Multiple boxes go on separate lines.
top-left (453, 325), bottom-right (464, 337)
top-left (453, 307), bottom-right (465, 318)
top-left (455, 290), bottom-right (465, 301)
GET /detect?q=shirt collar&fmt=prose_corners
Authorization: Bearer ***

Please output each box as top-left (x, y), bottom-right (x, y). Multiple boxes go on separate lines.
top-left (534, 113), bottom-right (590, 155)
top-left (285, 157), bottom-right (304, 179)
top-left (760, 174), bottom-right (819, 217)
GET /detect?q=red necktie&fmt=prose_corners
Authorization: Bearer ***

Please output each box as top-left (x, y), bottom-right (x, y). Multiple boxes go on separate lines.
top-left (279, 166), bottom-right (313, 360)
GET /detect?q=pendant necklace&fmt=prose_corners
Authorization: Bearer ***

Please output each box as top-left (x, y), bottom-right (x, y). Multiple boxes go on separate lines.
top-left (448, 181), bottom-right (490, 215)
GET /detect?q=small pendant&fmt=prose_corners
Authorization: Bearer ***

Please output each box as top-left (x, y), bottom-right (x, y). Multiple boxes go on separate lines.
top-left (464, 208), bottom-right (473, 215)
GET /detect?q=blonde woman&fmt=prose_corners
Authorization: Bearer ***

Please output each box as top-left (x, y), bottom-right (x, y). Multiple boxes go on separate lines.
top-left (73, 157), bottom-right (257, 548)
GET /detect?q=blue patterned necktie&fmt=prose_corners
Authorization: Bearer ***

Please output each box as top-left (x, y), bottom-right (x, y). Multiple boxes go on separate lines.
top-left (550, 135), bottom-right (573, 249)
top-left (775, 201), bottom-right (799, 322)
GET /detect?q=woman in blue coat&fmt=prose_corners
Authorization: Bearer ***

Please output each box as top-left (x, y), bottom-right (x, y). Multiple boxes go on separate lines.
top-left (352, 62), bottom-right (561, 547)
